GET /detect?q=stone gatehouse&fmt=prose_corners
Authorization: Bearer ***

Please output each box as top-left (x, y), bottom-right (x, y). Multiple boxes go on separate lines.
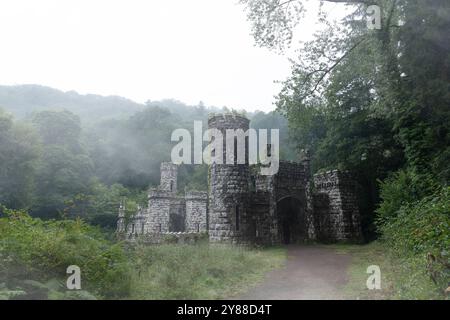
top-left (117, 114), bottom-right (362, 244)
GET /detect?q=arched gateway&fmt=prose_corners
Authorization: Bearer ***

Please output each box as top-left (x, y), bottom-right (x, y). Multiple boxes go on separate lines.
top-left (276, 196), bottom-right (305, 244)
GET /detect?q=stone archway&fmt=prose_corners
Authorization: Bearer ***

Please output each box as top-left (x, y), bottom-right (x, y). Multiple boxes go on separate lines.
top-left (276, 196), bottom-right (306, 244)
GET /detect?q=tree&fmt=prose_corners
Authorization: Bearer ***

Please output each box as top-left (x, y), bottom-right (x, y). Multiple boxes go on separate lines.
top-left (31, 110), bottom-right (94, 219)
top-left (240, 0), bottom-right (372, 51)
top-left (0, 109), bottom-right (40, 209)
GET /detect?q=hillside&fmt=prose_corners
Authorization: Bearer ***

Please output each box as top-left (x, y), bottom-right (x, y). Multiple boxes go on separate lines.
top-left (0, 84), bottom-right (144, 123)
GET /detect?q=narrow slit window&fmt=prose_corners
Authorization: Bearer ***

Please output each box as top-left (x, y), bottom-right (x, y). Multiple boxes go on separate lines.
top-left (234, 137), bottom-right (238, 164)
top-left (170, 180), bottom-right (174, 192)
top-left (267, 144), bottom-right (272, 157)
top-left (235, 205), bottom-right (240, 231)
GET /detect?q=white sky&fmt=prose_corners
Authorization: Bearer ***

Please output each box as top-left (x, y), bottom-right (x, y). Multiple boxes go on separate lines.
top-left (0, 0), bottom-right (348, 112)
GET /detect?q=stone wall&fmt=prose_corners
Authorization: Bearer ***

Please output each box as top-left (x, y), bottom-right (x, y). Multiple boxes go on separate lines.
top-left (146, 189), bottom-right (185, 233)
top-left (185, 191), bottom-right (208, 232)
top-left (248, 191), bottom-right (276, 244)
top-left (137, 231), bottom-right (208, 244)
top-left (312, 193), bottom-right (331, 241)
top-left (313, 170), bottom-right (362, 242)
top-left (169, 198), bottom-right (186, 232)
top-left (208, 114), bottom-right (251, 243)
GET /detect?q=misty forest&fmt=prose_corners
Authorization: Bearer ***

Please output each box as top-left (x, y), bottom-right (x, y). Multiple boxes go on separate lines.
top-left (0, 0), bottom-right (449, 300)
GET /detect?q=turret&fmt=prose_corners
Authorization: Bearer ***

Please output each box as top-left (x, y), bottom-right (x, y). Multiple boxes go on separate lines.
top-left (160, 162), bottom-right (178, 193)
top-left (208, 113), bottom-right (250, 243)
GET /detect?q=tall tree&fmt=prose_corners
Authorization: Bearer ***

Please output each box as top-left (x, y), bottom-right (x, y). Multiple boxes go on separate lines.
top-left (0, 109), bottom-right (40, 209)
top-left (31, 110), bottom-right (94, 218)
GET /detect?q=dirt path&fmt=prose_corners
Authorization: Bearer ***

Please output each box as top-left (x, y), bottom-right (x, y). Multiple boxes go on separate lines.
top-left (235, 245), bottom-right (352, 300)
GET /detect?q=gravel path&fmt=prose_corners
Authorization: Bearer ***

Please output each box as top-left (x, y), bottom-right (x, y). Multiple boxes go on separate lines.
top-left (235, 245), bottom-right (352, 300)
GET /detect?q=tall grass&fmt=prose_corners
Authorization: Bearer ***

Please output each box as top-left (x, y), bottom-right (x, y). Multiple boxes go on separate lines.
top-left (128, 242), bottom-right (285, 299)
top-left (0, 206), bottom-right (285, 299)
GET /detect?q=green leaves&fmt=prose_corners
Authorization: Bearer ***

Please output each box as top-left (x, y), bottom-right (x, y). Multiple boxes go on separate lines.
top-left (239, 0), bottom-right (306, 52)
top-left (376, 185), bottom-right (450, 295)
top-left (0, 208), bottom-right (132, 299)
top-left (0, 110), bottom-right (40, 209)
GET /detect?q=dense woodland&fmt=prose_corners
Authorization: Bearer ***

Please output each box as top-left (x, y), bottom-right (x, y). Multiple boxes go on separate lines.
top-left (0, 0), bottom-right (449, 299)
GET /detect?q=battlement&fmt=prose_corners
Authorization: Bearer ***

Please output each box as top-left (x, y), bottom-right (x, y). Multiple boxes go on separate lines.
top-left (314, 170), bottom-right (356, 190)
top-left (208, 113), bottom-right (250, 130)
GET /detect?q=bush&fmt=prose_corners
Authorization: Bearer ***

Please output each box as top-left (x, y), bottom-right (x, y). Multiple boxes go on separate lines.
top-left (0, 206), bottom-right (131, 298)
top-left (376, 186), bottom-right (450, 296)
top-left (378, 187), bottom-right (450, 256)
top-left (376, 169), bottom-right (440, 224)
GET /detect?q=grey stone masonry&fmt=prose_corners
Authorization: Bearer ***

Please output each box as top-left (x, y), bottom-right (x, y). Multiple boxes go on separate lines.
top-left (160, 162), bottom-right (178, 193)
top-left (147, 189), bottom-right (179, 233)
top-left (185, 191), bottom-right (208, 232)
top-left (313, 170), bottom-right (362, 242)
top-left (208, 114), bottom-right (250, 243)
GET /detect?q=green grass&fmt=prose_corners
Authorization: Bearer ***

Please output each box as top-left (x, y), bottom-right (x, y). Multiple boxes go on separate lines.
top-left (127, 242), bottom-right (286, 300)
top-left (327, 242), bottom-right (447, 300)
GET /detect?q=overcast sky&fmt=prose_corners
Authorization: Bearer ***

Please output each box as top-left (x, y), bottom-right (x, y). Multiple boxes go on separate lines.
top-left (0, 0), bottom-right (348, 112)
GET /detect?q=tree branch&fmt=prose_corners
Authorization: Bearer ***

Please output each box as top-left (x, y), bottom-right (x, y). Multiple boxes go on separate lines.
top-left (308, 38), bottom-right (366, 97)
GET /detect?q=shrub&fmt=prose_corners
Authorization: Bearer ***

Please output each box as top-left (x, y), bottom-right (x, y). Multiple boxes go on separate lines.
top-left (376, 169), bottom-right (440, 224)
top-left (376, 186), bottom-right (450, 296)
top-left (0, 206), bottom-right (131, 298)
top-left (378, 187), bottom-right (450, 255)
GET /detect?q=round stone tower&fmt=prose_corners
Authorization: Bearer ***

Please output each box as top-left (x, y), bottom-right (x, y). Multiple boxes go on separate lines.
top-left (208, 113), bottom-right (250, 243)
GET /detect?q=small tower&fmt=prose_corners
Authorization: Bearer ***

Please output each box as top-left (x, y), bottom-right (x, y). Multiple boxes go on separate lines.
top-left (160, 162), bottom-right (178, 193)
top-left (116, 198), bottom-right (126, 234)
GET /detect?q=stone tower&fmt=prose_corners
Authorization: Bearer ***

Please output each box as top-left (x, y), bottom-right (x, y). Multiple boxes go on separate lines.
top-left (208, 114), bottom-right (250, 243)
top-left (313, 170), bottom-right (362, 242)
top-left (160, 162), bottom-right (177, 193)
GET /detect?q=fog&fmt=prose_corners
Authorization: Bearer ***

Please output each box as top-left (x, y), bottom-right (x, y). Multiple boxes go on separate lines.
top-left (0, 0), bottom-right (347, 112)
